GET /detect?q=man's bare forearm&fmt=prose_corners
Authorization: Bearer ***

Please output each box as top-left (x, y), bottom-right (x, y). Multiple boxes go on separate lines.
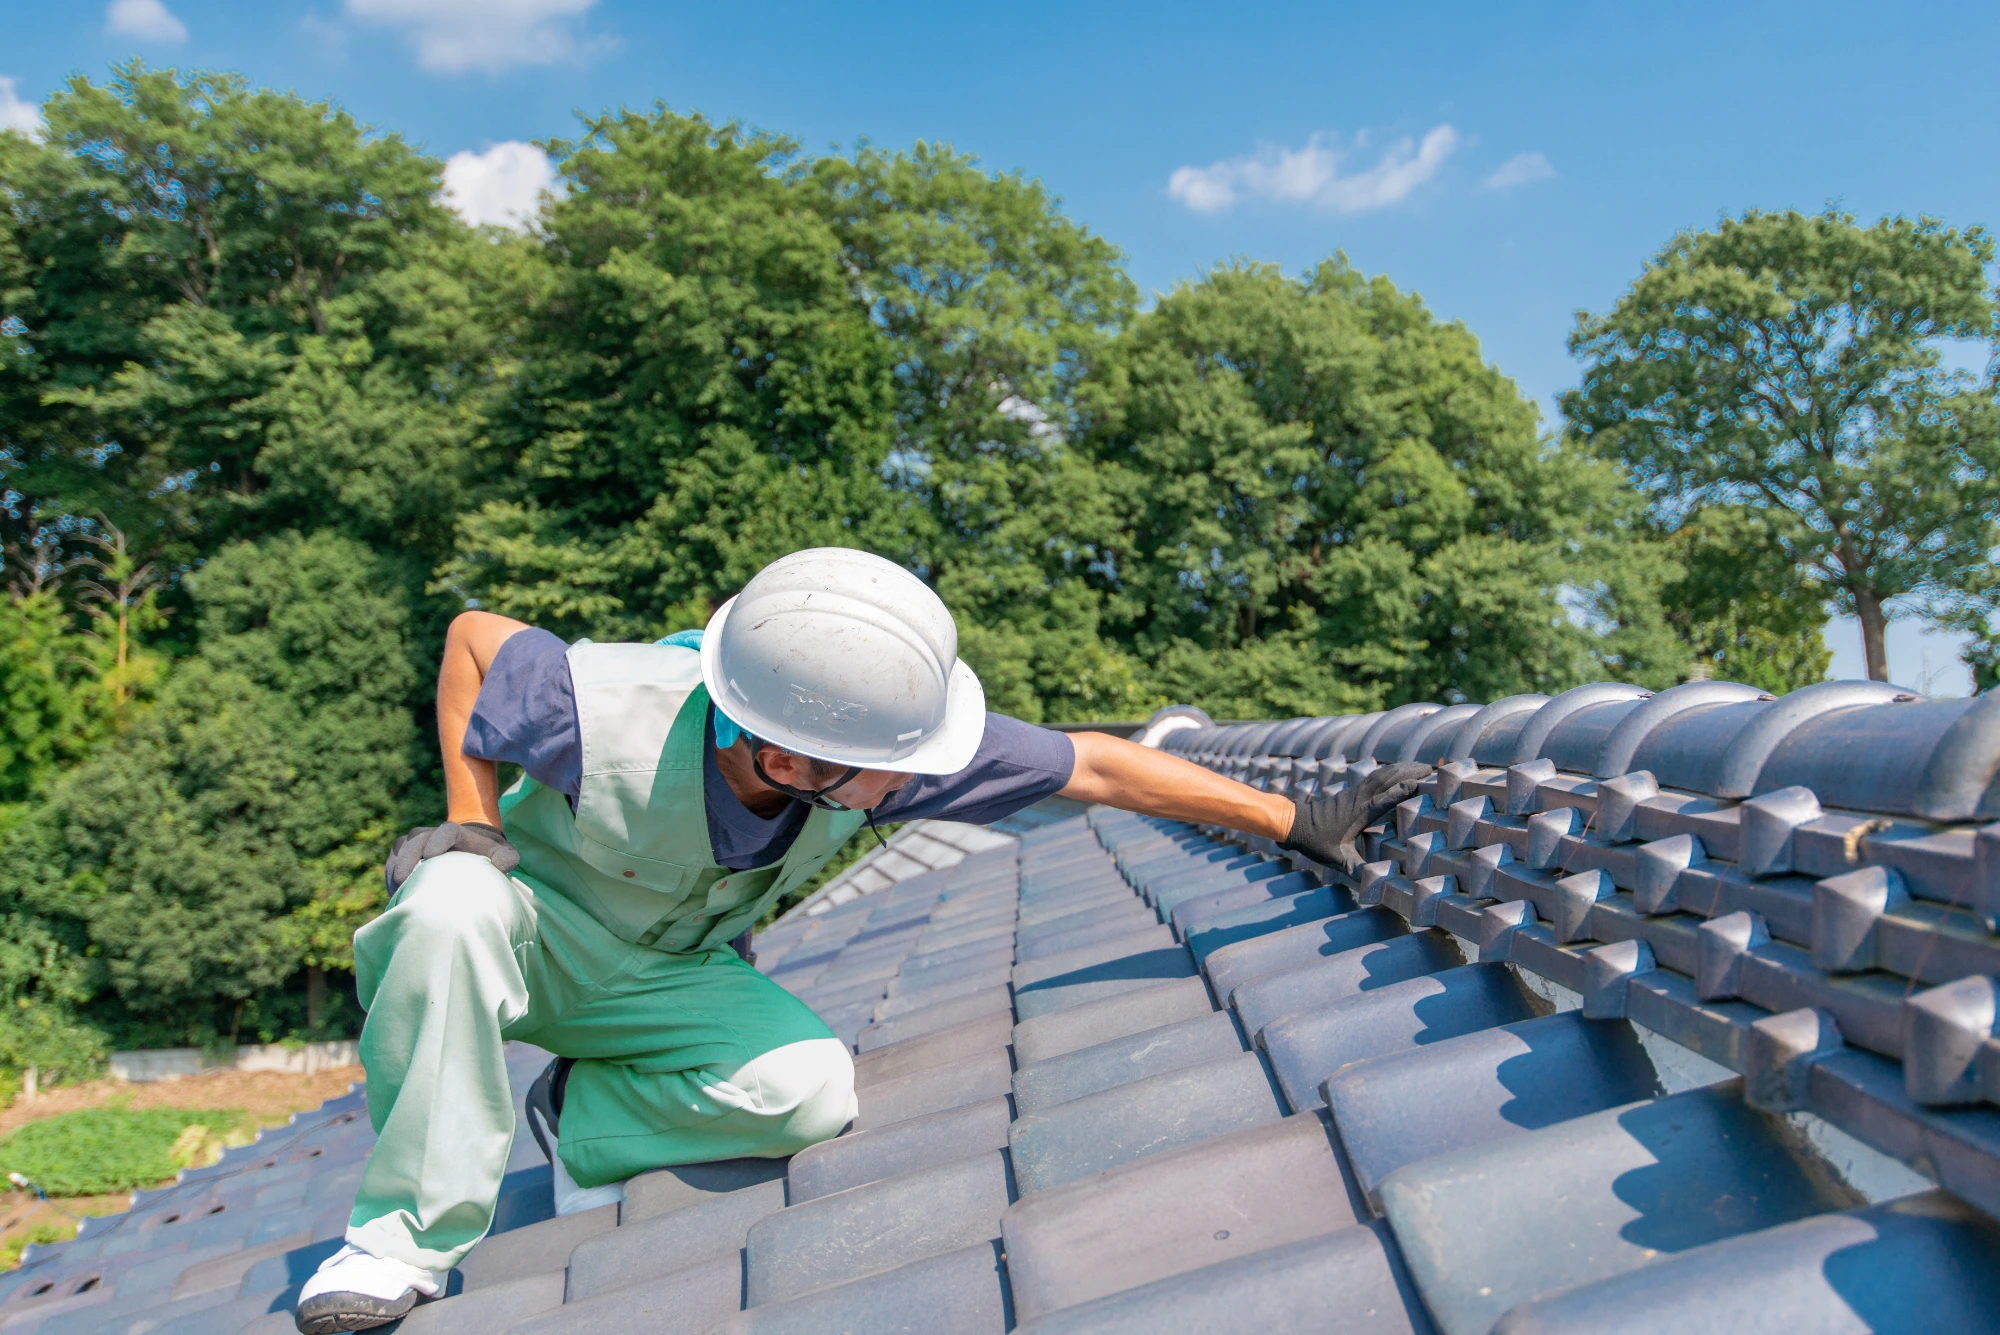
top-left (1057, 731), bottom-right (1296, 840)
top-left (439, 611), bottom-right (530, 827)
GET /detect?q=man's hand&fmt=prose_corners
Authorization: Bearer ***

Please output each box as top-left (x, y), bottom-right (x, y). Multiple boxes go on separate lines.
top-left (386, 821), bottom-right (521, 895)
top-left (1279, 762), bottom-right (1433, 872)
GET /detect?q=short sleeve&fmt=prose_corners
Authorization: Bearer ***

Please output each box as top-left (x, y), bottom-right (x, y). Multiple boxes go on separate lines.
top-left (872, 713), bottom-right (1075, 826)
top-left (463, 628), bottom-right (584, 799)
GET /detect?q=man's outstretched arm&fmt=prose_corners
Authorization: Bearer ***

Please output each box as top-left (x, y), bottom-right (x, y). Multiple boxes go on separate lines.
top-left (1058, 730), bottom-right (1430, 871)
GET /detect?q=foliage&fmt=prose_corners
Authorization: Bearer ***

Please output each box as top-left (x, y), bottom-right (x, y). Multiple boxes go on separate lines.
top-left (0, 533), bottom-right (417, 1047)
top-left (1566, 208), bottom-right (2000, 682)
top-left (1660, 507), bottom-right (1831, 693)
top-left (1079, 259), bottom-right (1690, 712)
top-left (0, 1106), bottom-right (244, 1196)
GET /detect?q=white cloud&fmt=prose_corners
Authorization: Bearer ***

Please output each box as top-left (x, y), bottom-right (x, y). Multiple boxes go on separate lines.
top-left (1484, 151), bottom-right (1555, 190)
top-left (1168, 125), bottom-right (1459, 216)
top-left (345, 0), bottom-right (600, 74)
top-left (0, 78), bottom-right (40, 137)
top-left (106, 0), bottom-right (189, 43)
top-left (442, 141), bottom-right (559, 229)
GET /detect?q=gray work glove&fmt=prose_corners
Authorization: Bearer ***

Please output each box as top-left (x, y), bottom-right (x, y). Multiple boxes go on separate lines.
top-left (1278, 762), bottom-right (1433, 872)
top-left (385, 821), bottom-right (521, 895)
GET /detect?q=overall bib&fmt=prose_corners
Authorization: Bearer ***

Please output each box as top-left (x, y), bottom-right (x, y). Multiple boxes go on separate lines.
top-left (344, 643), bottom-right (864, 1271)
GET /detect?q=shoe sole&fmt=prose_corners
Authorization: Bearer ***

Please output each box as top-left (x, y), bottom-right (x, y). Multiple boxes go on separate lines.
top-left (294, 1289), bottom-right (420, 1333)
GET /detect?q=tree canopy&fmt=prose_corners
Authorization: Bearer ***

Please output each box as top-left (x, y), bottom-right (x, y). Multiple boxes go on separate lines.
top-left (1565, 208), bottom-right (2000, 682)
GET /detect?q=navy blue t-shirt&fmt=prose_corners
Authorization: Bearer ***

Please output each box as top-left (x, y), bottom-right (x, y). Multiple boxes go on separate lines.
top-left (463, 628), bottom-right (1075, 870)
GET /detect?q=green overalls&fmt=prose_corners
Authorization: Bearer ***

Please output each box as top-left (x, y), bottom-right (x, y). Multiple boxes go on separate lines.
top-left (345, 643), bottom-right (865, 1271)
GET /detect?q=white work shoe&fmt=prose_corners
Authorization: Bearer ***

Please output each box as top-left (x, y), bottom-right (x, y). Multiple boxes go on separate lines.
top-left (294, 1244), bottom-right (446, 1333)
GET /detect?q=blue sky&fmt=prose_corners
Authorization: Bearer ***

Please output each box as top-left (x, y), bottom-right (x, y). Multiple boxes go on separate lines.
top-left (6, 0), bottom-right (1996, 691)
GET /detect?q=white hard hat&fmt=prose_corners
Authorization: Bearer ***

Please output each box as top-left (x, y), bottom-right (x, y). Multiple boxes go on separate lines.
top-left (699, 548), bottom-right (986, 775)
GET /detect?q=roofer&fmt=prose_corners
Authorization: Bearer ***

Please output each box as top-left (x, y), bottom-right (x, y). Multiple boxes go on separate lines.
top-left (294, 546), bottom-right (1428, 1333)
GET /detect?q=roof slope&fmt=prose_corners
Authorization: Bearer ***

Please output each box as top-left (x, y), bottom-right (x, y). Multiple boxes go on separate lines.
top-left (8, 678), bottom-right (2000, 1331)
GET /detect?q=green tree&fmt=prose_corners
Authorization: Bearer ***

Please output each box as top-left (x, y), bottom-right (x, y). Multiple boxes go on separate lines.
top-left (0, 532), bottom-right (417, 1046)
top-left (805, 142), bottom-right (1144, 721)
top-left (1566, 209), bottom-right (2000, 682)
top-left (1661, 507), bottom-right (1832, 692)
top-left (1078, 259), bottom-right (1683, 715)
top-left (441, 108), bottom-right (905, 640)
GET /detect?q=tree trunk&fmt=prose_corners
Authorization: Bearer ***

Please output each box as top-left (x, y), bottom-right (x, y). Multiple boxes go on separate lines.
top-left (1854, 586), bottom-right (1890, 681)
top-left (306, 965), bottom-right (328, 1033)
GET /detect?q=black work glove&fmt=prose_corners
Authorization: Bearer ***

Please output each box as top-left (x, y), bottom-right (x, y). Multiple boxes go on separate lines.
top-left (1278, 762), bottom-right (1433, 872)
top-left (385, 821), bottom-right (521, 895)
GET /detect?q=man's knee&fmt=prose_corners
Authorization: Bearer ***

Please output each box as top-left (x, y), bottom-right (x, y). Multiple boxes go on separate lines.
top-left (358, 854), bottom-right (523, 978)
top-left (739, 1038), bottom-right (856, 1147)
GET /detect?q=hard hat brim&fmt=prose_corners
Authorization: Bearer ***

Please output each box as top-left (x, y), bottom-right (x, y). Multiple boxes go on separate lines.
top-left (699, 594), bottom-right (988, 777)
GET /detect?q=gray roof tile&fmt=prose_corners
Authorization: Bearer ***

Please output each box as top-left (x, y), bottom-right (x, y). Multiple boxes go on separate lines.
top-left (1230, 929), bottom-right (1466, 1037)
top-left (564, 1179), bottom-right (783, 1301)
top-left (620, 1157), bottom-right (790, 1226)
top-left (1011, 975), bottom-right (1217, 1065)
top-left (1012, 932), bottom-right (1197, 1021)
top-left (1183, 884), bottom-right (1352, 964)
top-left (1203, 906), bottom-right (1410, 1001)
top-left (1165, 869), bottom-right (1318, 936)
top-left (1381, 1081), bottom-right (1857, 1334)
top-left (1011, 1223), bottom-right (1429, 1335)
top-left (1002, 1112), bottom-right (1360, 1321)
top-left (849, 1010), bottom-right (1014, 1086)
top-left (855, 988), bottom-right (1014, 1051)
top-left (851, 1048), bottom-right (1014, 1131)
top-left (709, 1239), bottom-right (1008, 1335)
top-left (455, 1202), bottom-right (618, 1288)
top-left (1011, 1010), bottom-right (1245, 1114)
top-left (503, 1251), bottom-right (742, 1335)
top-left (1261, 964), bottom-right (1541, 1111)
top-left (788, 1098), bottom-right (1012, 1203)
top-left (1325, 1009), bottom-right (1667, 1207)
top-left (1013, 911), bottom-right (1161, 964)
top-left (1490, 1189), bottom-right (2000, 1334)
top-left (742, 1151), bottom-right (1011, 1305)
top-left (397, 1268), bottom-right (566, 1332)
top-left (1008, 1051), bottom-right (1285, 1194)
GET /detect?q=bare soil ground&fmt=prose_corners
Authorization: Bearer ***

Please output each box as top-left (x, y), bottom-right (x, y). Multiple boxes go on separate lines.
top-left (0, 1066), bottom-right (365, 1268)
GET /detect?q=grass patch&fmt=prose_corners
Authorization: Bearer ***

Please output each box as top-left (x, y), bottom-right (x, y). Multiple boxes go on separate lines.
top-left (0, 1221), bottom-right (75, 1271)
top-left (0, 1107), bottom-right (251, 1197)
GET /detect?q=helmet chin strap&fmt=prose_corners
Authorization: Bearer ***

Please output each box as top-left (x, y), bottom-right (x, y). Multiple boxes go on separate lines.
top-left (750, 745), bottom-right (864, 813)
top-left (746, 742), bottom-right (894, 851)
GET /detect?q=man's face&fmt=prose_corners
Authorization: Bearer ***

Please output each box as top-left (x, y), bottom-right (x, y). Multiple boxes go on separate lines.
top-left (756, 746), bottom-right (914, 811)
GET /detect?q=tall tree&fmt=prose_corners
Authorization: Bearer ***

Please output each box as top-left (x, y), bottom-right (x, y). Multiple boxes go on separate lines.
top-left (1078, 259), bottom-right (1683, 715)
top-left (805, 142), bottom-right (1142, 720)
top-left (441, 108), bottom-right (905, 640)
top-left (1565, 209), bottom-right (2000, 682)
top-left (0, 532), bottom-right (420, 1047)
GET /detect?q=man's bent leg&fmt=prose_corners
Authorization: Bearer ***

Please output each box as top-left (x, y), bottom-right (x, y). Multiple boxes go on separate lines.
top-left (533, 950), bottom-right (857, 1188)
top-left (346, 853), bottom-right (538, 1271)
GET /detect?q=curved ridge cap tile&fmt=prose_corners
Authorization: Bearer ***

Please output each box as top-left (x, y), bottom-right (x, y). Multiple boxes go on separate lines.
top-left (1265, 716), bottom-right (1323, 757)
top-left (1511, 683), bottom-right (1651, 765)
top-left (1914, 688), bottom-right (2000, 822)
top-left (1313, 713), bottom-right (1380, 760)
top-left (1355, 702), bottom-right (1443, 760)
top-left (1237, 720), bottom-right (1291, 755)
top-left (1593, 680), bottom-right (1772, 780)
top-left (1710, 679), bottom-right (1913, 799)
top-left (1443, 693), bottom-right (1548, 761)
top-left (1285, 714), bottom-right (1357, 759)
top-left (1396, 702), bottom-right (1483, 762)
